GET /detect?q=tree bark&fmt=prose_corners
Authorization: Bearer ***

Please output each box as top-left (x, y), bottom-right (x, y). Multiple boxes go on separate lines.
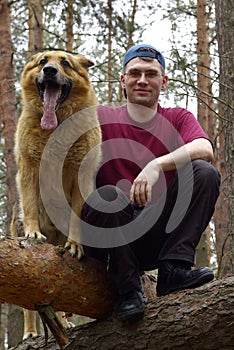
top-left (215, 0), bottom-right (234, 276)
top-left (0, 0), bottom-right (18, 230)
top-left (0, 2), bottom-right (20, 345)
top-left (1, 237), bottom-right (233, 350)
top-left (65, 0), bottom-right (74, 52)
top-left (107, 0), bottom-right (113, 103)
top-left (28, 0), bottom-right (43, 56)
top-left (9, 276), bottom-right (234, 350)
top-left (0, 236), bottom-right (116, 318)
top-left (196, 0), bottom-right (216, 268)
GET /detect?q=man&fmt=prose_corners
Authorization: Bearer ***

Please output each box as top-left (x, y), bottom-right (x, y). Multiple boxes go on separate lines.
top-left (81, 44), bottom-right (220, 321)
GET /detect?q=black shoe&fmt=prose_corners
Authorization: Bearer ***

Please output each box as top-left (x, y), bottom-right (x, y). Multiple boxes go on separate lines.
top-left (156, 260), bottom-right (214, 297)
top-left (116, 285), bottom-right (147, 321)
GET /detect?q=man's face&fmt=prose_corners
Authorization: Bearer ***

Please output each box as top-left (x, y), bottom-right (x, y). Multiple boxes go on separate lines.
top-left (120, 57), bottom-right (168, 110)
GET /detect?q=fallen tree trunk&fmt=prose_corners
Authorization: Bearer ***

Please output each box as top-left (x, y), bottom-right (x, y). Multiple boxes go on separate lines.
top-left (10, 276), bottom-right (234, 350)
top-left (1, 236), bottom-right (234, 350)
top-left (0, 236), bottom-right (116, 318)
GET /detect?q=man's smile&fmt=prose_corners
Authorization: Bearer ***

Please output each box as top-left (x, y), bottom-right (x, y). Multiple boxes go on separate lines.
top-left (134, 88), bottom-right (151, 94)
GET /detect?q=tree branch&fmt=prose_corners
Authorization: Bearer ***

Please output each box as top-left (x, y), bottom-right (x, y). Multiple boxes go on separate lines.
top-left (0, 236), bottom-right (116, 318)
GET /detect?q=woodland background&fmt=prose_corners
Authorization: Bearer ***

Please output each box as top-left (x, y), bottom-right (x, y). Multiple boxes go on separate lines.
top-left (0, 0), bottom-right (233, 348)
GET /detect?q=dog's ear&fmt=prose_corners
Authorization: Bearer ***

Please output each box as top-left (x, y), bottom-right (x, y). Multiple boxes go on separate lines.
top-left (77, 54), bottom-right (95, 70)
top-left (27, 53), bottom-right (38, 62)
top-left (27, 52), bottom-right (43, 63)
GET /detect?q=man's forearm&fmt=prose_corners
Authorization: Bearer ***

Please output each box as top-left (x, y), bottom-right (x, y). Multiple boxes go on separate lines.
top-left (154, 138), bottom-right (213, 173)
top-left (130, 138), bottom-right (213, 206)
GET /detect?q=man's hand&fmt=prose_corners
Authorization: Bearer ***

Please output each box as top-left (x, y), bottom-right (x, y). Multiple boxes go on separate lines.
top-left (130, 160), bottom-right (161, 207)
top-left (129, 138), bottom-right (213, 207)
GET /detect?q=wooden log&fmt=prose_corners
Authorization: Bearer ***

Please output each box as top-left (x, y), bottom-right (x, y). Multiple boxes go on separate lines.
top-left (36, 305), bottom-right (69, 348)
top-left (10, 276), bottom-right (234, 350)
top-left (0, 236), bottom-right (116, 319)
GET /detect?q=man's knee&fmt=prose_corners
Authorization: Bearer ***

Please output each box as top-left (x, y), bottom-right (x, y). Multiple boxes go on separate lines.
top-left (96, 185), bottom-right (122, 202)
top-left (83, 185), bottom-right (130, 214)
top-left (192, 160), bottom-right (220, 187)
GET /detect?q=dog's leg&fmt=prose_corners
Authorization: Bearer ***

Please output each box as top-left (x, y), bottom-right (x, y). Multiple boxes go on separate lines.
top-left (23, 309), bottom-right (38, 339)
top-left (16, 166), bottom-right (46, 242)
top-left (57, 311), bottom-right (75, 329)
top-left (65, 178), bottom-right (85, 260)
top-left (65, 166), bottom-right (98, 259)
top-left (65, 212), bottom-right (84, 260)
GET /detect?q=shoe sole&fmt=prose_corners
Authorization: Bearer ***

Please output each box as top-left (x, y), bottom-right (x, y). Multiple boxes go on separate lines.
top-left (157, 271), bottom-right (214, 296)
top-left (116, 304), bottom-right (145, 322)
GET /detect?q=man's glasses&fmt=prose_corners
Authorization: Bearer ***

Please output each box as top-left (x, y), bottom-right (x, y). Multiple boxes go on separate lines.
top-left (124, 69), bottom-right (162, 80)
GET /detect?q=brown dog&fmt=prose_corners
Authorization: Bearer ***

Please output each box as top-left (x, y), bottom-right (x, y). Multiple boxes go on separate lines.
top-left (11, 51), bottom-right (101, 339)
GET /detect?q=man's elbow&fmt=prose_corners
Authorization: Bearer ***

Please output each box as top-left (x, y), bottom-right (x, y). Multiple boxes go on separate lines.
top-left (201, 140), bottom-right (214, 162)
top-left (204, 150), bottom-right (214, 162)
top-left (190, 138), bottom-right (214, 162)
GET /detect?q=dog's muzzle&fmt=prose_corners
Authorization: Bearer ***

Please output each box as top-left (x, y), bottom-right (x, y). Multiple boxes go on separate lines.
top-left (36, 64), bottom-right (72, 108)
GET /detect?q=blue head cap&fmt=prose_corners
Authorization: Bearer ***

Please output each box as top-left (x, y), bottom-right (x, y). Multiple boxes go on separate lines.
top-left (123, 44), bottom-right (165, 70)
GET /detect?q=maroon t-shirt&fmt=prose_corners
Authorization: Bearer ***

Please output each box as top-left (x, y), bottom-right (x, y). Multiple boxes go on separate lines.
top-left (96, 104), bottom-right (209, 201)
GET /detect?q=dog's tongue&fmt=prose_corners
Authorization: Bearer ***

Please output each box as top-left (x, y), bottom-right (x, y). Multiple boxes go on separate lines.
top-left (41, 85), bottom-right (59, 130)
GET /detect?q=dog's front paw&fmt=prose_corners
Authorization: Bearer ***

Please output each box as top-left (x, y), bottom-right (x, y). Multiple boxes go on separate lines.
top-left (23, 331), bottom-right (38, 340)
top-left (20, 232), bottom-right (47, 248)
top-left (65, 240), bottom-right (84, 260)
top-left (64, 320), bottom-right (75, 329)
top-left (25, 231), bottom-right (47, 242)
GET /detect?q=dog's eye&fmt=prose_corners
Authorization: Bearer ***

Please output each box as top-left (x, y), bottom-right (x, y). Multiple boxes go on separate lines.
top-left (61, 60), bottom-right (71, 68)
top-left (39, 58), bottom-right (48, 66)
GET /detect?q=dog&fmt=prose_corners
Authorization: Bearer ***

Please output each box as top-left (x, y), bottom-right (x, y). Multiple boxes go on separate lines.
top-left (10, 50), bottom-right (102, 339)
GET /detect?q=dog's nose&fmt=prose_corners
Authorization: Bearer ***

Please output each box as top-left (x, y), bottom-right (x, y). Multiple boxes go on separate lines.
top-left (43, 65), bottom-right (58, 77)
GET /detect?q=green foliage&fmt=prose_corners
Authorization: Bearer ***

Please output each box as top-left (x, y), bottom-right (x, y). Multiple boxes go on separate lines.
top-left (0, 0), bottom-right (162, 235)
top-left (9, 0), bottom-right (158, 104)
top-left (1, 0), bottom-right (219, 234)
top-left (9, 0), bottom-right (219, 108)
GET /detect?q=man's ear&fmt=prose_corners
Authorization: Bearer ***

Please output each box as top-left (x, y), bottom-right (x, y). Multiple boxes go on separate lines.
top-left (161, 75), bottom-right (169, 91)
top-left (120, 74), bottom-right (127, 99)
top-left (120, 73), bottom-right (126, 88)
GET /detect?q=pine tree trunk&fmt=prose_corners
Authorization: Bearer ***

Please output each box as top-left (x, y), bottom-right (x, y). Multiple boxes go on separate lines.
top-left (0, 0), bottom-right (18, 231)
top-left (215, 0), bottom-right (234, 276)
top-left (9, 276), bottom-right (234, 350)
top-left (196, 0), bottom-right (216, 267)
top-left (28, 0), bottom-right (43, 56)
top-left (65, 0), bottom-right (74, 52)
top-left (0, 2), bottom-right (20, 346)
top-left (1, 236), bottom-right (233, 350)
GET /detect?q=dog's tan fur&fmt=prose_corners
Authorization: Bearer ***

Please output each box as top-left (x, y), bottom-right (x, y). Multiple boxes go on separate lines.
top-left (11, 51), bottom-right (101, 339)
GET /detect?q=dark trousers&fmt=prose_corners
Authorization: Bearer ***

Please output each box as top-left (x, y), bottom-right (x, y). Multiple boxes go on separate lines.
top-left (81, 160), bottom-right (220, 294)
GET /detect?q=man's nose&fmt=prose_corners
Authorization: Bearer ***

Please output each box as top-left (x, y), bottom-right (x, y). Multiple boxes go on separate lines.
top-left (137, 73), bottom-right (148, 83)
